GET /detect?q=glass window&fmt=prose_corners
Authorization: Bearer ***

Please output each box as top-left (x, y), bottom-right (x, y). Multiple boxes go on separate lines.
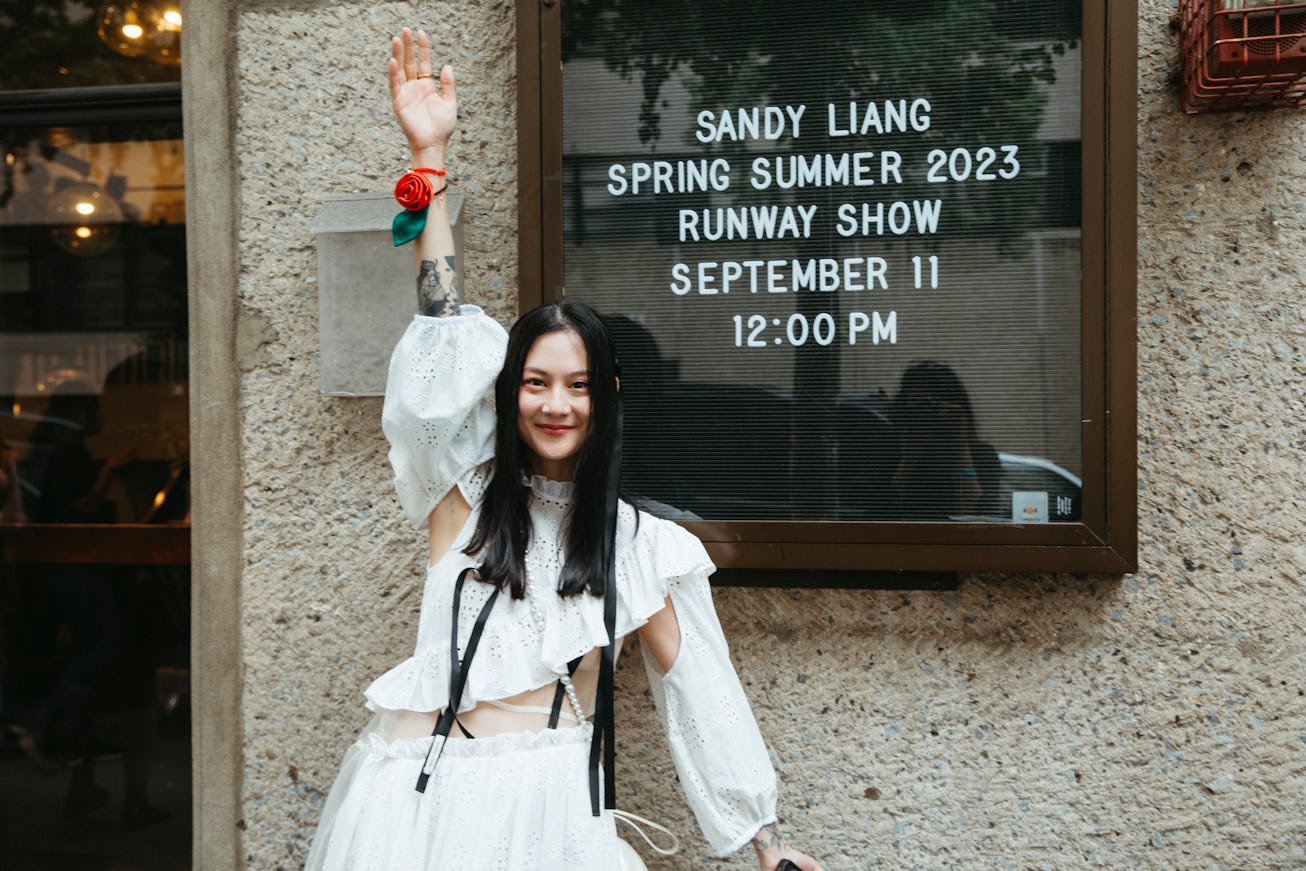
top-left (0, 1), bottom-right (181, 91)
top-left (521, 0), bottom-right (1137, 573)
top-left (0, 73), bottom-right (190, 871)
top-left (559, 0), bottom-right (1083, 523)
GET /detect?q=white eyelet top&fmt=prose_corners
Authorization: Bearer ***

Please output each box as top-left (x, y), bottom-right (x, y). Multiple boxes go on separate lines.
top-left (375, 307), bottom-right (778, 857)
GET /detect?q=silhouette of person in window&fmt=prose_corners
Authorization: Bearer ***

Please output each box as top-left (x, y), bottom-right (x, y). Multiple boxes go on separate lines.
top-left (888, 361), bottom-right (1000, 520)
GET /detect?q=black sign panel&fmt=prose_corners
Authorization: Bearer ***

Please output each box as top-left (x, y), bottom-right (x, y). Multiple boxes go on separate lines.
top-left (560, 0), bottom-right (1084, 524)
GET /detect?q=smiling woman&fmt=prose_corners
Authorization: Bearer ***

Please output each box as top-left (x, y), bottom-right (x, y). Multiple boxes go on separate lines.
top-left (516, 328), bottom-right (593, 481)
top-left (300, 27), bottom-right (825, 871)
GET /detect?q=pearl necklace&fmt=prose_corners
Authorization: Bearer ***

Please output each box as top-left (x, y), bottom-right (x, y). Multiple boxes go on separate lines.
top-left (525, 582), bottom-right (588, 725)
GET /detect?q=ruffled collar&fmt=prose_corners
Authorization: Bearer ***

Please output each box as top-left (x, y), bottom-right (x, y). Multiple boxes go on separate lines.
top-left (522, 474), bottom-right (575, 500)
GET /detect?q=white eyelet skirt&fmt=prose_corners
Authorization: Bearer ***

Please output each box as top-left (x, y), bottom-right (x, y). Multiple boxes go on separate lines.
top-left (304, 714), bottom-right (619, 871)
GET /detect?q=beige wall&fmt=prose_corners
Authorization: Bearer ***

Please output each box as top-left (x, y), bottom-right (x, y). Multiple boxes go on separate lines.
top-left (189, 1), bottom-right (1306, 868)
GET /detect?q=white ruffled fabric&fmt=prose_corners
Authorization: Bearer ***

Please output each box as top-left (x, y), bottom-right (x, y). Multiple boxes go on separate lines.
top-left (381, 307), bottom-right (505, 529)
top-left (313, 308), bottom-right (778, 864)
top-left (304, 715), bottom-right (617, 871)
top-left (645, 572), bottom-right (779, 854)
top-left (363, 482), bottom-right (706, 708)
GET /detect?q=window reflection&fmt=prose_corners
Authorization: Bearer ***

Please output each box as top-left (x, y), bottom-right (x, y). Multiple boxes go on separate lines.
top-left (0, 1), bottom-right (181, 91)
top-left (2, 126), bottom-right (188, 524)
top-left (0, 118), bottom-right (190, 870)
top-left (562, 0), bottom-right (1084, 523)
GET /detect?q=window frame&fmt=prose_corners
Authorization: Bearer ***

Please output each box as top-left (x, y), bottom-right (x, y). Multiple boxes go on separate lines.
top-left (517, 0), bottom-right (1137, 576)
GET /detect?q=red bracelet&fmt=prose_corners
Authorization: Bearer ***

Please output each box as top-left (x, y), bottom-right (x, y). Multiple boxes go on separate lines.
top-left (392, 168), bottom-right (449, 246)
top-left (394, 168), bottom-right (446, 211)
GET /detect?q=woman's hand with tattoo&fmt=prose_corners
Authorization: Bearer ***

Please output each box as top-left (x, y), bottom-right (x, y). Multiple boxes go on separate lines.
top-left (389, 28), bottom-right (461, 315)
top-left (751, 823), bottom-right (826, 871)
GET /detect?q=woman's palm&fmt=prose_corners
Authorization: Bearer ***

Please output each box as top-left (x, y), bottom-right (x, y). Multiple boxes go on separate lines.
top-left (393, 80), bottom-right (455, 148)
top-left (388, 29), bottom-right (457, 152)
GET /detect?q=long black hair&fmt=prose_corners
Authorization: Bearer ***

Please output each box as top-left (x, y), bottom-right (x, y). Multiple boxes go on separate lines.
top-left (891, 360), bottom-right (978, 440)
top-left (465, 299), bottom-right (622, 599)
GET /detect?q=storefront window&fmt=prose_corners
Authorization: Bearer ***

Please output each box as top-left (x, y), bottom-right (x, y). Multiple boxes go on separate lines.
top-left (0, 22), bottom-right (190, 866)
top-left (522, 0), bottom-right (1136, 573)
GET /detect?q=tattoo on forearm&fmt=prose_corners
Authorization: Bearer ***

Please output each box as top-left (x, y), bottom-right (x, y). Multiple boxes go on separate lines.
top-left (417, 256), bottom-right (460, 317)
top-left (752, 824), bottom-right (789, 854)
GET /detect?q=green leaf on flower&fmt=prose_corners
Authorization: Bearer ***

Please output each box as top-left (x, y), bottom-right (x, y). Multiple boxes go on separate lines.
top-left (392, 206), bottom-right (429, 246)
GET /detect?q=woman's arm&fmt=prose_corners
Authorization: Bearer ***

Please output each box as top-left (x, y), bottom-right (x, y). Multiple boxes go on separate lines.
top-left (638, 595), bottom-right (681, 672)
top-left (638, 591), bottom-right (826, 871)
top-left (388, 28), bottom-right (459, 317)
top-left (381, 31), bottom-right (503, 540)
top-left (426, 486), bottom-right (471, 568)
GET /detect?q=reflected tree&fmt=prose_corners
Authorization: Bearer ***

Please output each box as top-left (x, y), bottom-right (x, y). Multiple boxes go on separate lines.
top-left (563, 0), bottom-right (1074, 238)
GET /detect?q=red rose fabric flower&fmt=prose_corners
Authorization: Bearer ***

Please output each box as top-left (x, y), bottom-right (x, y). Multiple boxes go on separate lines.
top-left (394, 170), bottom-right (435, 211)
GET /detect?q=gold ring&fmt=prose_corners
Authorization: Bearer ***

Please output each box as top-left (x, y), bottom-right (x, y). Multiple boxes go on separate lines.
top-left (415, 72), bottom-right (434, 79)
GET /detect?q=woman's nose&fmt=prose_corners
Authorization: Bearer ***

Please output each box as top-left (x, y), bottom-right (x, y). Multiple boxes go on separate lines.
top-left (542, 390), bottom-right (570, 415)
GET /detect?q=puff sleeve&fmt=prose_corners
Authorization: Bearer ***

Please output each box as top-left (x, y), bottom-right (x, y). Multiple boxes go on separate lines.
top-left (381, 306), bottom-right (507, 528)
top-left (635, 533), bottom-right (779, 856)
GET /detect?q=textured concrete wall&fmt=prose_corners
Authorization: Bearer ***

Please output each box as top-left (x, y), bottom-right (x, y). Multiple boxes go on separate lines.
top-left (231, 2), bottom-right (519, 867)
top-left (226, 1), bottom-right (1306, 869)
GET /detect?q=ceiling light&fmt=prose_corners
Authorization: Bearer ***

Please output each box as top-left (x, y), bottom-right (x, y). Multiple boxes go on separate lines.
top-left (97, 2), bottom-right (182, 66)
top-left (47, 180), bottom-right (123, 257)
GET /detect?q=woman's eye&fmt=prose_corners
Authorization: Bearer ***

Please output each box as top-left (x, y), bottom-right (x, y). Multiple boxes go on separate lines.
top-left (523, 378), bottom-right (545, 388)
top-left (571, 381), bottom-right (590, 391)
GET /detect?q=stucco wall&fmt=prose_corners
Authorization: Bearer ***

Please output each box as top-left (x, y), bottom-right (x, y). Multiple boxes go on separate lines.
top-left (224, 1), bottom-right (1306, 869)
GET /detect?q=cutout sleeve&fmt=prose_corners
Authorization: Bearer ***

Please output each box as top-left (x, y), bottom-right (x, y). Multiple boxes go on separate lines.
top-left (381, 306), bottom-right (506, 528)
top-left (641, 569), bottom-right (779, 856)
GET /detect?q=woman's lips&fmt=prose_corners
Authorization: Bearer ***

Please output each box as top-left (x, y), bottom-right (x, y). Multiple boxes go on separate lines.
top-left (537, 424), bottom-right (573, 436)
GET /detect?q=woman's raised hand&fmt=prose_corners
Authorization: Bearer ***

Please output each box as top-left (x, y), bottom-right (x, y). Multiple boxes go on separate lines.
top-left (388, 27), bottom-right (457, 155)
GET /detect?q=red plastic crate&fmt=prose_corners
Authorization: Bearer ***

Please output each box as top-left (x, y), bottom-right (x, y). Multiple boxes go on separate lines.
top-left (1180, 0), bottom-right (1306, 112)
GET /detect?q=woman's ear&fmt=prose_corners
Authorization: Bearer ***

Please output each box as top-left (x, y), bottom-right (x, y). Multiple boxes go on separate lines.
top-left (615, 375), bottom-right (621, 393)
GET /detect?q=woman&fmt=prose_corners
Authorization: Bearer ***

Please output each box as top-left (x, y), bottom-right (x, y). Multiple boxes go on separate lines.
top-left (303, 29), bottom-right (825, 871)
top-left (889, 361), bottom-right (1001, 520)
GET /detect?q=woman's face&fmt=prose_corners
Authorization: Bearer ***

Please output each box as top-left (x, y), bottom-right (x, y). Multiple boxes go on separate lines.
top-left (517, 328), bottom-right (591, 480)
